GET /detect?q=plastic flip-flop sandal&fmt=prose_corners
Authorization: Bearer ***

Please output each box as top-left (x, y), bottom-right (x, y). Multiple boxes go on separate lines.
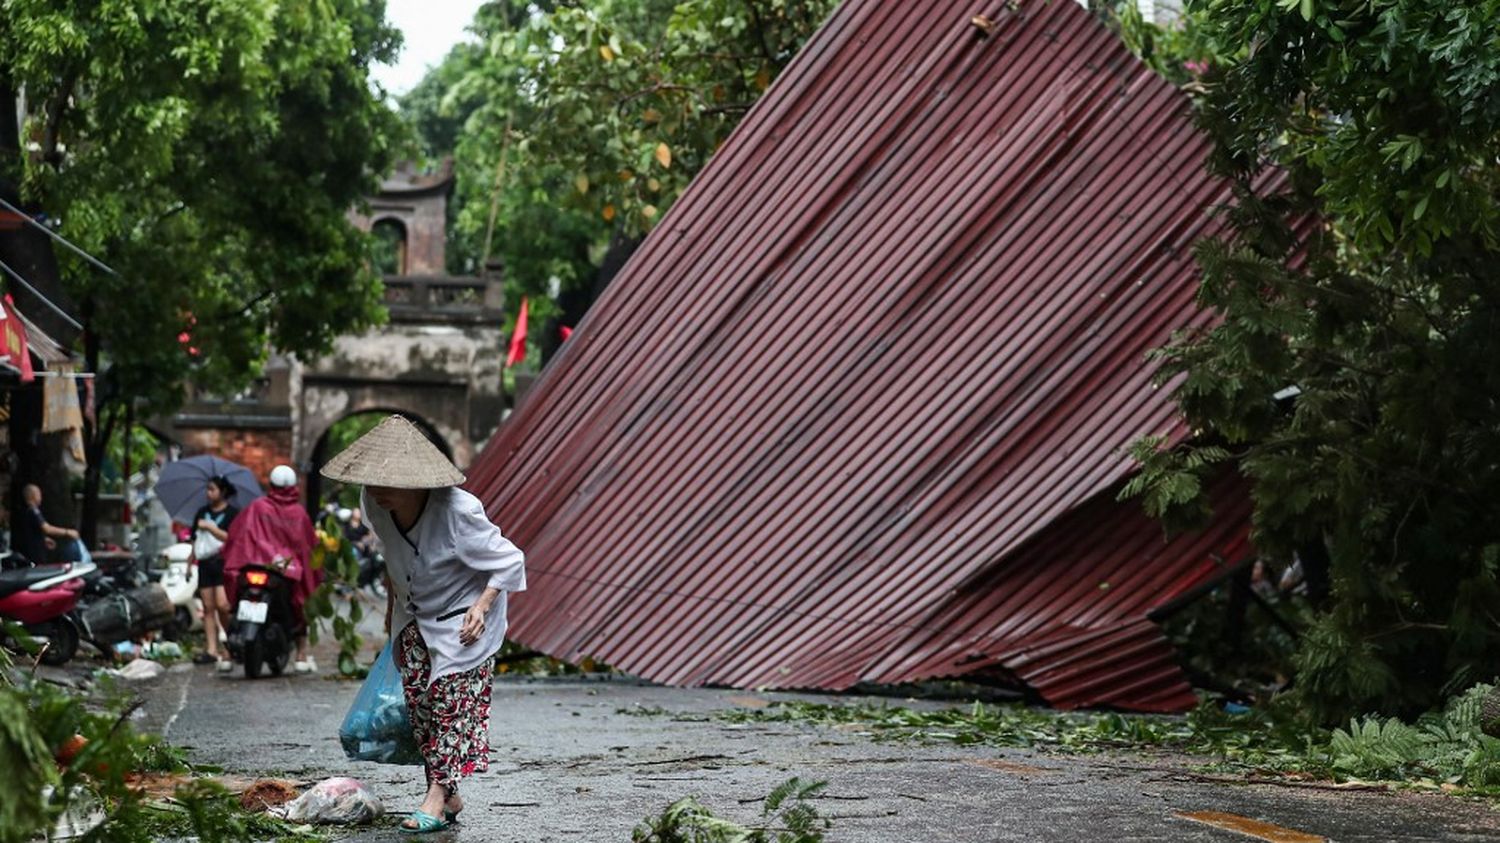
top-left (399, 810), bottom-right (449, 834)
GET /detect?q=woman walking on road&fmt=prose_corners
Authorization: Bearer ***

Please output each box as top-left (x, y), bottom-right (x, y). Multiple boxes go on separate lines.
top-left (192, 476), bottom-right (239, 670)
top-left (320, 415), bottom-right (526, 834)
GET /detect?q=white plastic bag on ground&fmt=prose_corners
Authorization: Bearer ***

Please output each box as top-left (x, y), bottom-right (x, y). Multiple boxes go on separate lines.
top-left (43, 785), bottom-right (105, 840)
top-left (113, 659), bottom-right (164, 681)
top-left (281, 777), bottom-right (383, 825)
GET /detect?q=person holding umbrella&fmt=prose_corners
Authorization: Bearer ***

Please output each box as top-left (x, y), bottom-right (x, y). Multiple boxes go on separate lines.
top-left (153, 455), bottom-right (264, 668)
top-left (191, 476), bottom-right (239, 669)
top-left (320, 415), bottom-right (525, 834)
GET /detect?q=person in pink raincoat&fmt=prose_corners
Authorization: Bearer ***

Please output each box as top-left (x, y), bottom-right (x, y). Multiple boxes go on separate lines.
top-left (223, 464), bottom-right (322, 673)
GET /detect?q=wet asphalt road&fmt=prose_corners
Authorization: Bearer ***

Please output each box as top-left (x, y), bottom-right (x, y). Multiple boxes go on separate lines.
top-left (128, 658), bottom-right (1500, 843)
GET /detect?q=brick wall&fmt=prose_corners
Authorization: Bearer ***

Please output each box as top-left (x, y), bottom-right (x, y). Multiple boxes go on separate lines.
top-left (175, 427), bottom-right (293, 488)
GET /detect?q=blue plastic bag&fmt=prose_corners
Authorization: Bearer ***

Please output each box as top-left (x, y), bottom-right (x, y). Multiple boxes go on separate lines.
top-left (339, 641), bottom-right (421, 765)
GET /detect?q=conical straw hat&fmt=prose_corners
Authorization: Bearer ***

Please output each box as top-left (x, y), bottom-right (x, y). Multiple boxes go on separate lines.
top-left (319, 415), bottom-right (465, 489)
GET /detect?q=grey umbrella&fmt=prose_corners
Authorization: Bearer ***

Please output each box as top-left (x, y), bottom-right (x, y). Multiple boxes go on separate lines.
top-left (153, 455), bottom-right (265, 525)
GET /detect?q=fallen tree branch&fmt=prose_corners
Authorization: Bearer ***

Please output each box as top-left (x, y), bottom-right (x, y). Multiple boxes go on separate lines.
top-left (627, 753), bottom-right (732, 767)
top-left (1149, 771), bottom-right (1386, 793)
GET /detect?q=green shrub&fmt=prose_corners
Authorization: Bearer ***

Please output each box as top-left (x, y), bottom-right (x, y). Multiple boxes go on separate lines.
top-left (1328, 718), bottom-right (1427, 778)
top-left (633, 777), bottom-right (829, 843)
top-left (1330, 683), bottom-right (1500, 788)
top-left (0, 667), bottom-right (317, 842)
top-left (704, 683), bottom-right (1500, 794)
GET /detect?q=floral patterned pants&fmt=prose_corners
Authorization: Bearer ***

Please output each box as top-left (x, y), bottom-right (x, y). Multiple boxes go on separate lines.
top-left (396, 622), bottom-right (493, 791)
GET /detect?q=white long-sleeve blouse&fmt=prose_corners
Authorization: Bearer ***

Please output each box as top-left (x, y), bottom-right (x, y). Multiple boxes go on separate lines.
top-left (363, 487), bottom-right (526, 684)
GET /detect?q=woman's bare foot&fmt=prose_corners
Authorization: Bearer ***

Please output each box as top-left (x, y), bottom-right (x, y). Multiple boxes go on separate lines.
top-left (445, 793), bottom-right (463, 817)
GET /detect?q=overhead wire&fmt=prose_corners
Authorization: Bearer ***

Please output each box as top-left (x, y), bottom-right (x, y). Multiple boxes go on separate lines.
top-left (0, 256), bottom-right (85, 331)
top-left (0, 196), bottom-right (117, 276)
top-left (0, 196), bottom-right (99, 334)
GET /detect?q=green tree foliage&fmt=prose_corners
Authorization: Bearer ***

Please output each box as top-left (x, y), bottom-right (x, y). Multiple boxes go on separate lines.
top-left (303, 511), bottom-right (365, 676)
top-left (492, 0), bottom-right (836, 235)
top-left (404, 0), bottom-right (836, 333)
top-left (710, 688), bottom-right (1500, 792)
top-left (400, 1), bottom-right (605, 318)
top-left (1114, 0), bottom-right (1500, 720)
top-left (0, 0), bottom-right (404, 524)
top-left (0, 652), bottom-right (316, 842)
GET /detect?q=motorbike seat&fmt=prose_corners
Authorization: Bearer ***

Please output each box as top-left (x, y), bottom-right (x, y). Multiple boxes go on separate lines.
top-left (0, 564), bottom-right (73, 598)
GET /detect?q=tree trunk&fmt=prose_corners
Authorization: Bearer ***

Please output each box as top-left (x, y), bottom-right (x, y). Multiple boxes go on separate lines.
top-left (78, 321), bottom-right (113, 548)
top-left (0, 75), bottom-right (19, 186)
top-left (0, 75), bottom-right (79, 346)
top-left (540, 232), bottom-right (640, 364)
top-left (1225, 566), bottom-right (1251, 656)
top-left (1297, 538), bottom-right (1332, 607)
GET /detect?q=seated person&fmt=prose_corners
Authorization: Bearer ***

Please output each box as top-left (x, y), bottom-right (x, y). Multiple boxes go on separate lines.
top-left (13, 484), bottom-right (80, 565)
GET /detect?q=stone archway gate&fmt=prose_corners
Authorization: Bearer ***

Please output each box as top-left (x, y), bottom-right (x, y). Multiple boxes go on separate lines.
top-left (161, 161), bottom-right (509, 491)
top-left (159, 274), bottom-right (507, 496)
top-left (293, 275), bottom-right (507, 472)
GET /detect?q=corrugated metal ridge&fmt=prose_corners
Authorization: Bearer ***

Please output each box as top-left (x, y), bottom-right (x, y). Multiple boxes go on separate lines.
top-left (478, 3), bottom-right (1106, 518)
top-left (477, 0), bottom-right (1056, 660)
top-left (558, 8), bottom-right (1176, 663)
top-left (690, 69), bottom-right (1230, 690)
top-left (465, 0), bottom-right (1250, 710)
top-left (474, 0), bottom-right (959, 497)
top-left (486, 1), bottom-right (1200, 669)
top-left (870, 473), bottom-right (1251, 698)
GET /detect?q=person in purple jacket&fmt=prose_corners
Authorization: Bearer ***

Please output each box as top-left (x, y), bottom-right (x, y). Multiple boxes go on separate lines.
top-left (320, 415), bottom-right (526, 834)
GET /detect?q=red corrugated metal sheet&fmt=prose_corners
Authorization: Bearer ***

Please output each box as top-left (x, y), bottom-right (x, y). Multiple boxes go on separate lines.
top-left (465, 0), bottom-right (1249, 710)
top-left (871, 473), bottom-right (1252, 710)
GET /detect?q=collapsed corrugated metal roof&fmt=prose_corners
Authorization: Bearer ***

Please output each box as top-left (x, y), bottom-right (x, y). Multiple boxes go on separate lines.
top-left (466, 0), bottom-right (1249, 710)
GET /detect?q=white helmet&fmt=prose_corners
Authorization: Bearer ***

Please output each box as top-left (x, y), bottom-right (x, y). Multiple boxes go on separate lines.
top-left (336, 507), bottom-right (352, 523)
top-left (269, 465), bottom-right (297, 488)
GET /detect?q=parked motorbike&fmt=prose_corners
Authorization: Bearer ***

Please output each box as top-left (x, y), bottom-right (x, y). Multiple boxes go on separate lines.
top-left (356, 548), bottom-right (386, 598)
top-left (1, 548), bottom-right (36, 570)
top-left (335, 507), bottom-right (386, 598)
top-left (76, 582), bottom-right (175, 649)
top-left (153, 542), bottom-right (201, 640)
top-left (0, 559), bottom-right (96, 665)
top-left (80, 547), bottom-right (151, 600)
top-left (227, 564), bottom-right (295, 679)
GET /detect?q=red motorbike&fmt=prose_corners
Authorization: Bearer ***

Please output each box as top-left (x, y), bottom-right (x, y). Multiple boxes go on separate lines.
top-left (0, 559), bottom-right (96, 665)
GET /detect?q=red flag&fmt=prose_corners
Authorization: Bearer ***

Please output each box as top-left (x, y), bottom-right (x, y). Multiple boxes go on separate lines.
top-left (505, 297), bottom-right (529, 368)
top-left (2, 295), bottom-right (34, 383)
top-left (0, 296), bottom-right (11, 366)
